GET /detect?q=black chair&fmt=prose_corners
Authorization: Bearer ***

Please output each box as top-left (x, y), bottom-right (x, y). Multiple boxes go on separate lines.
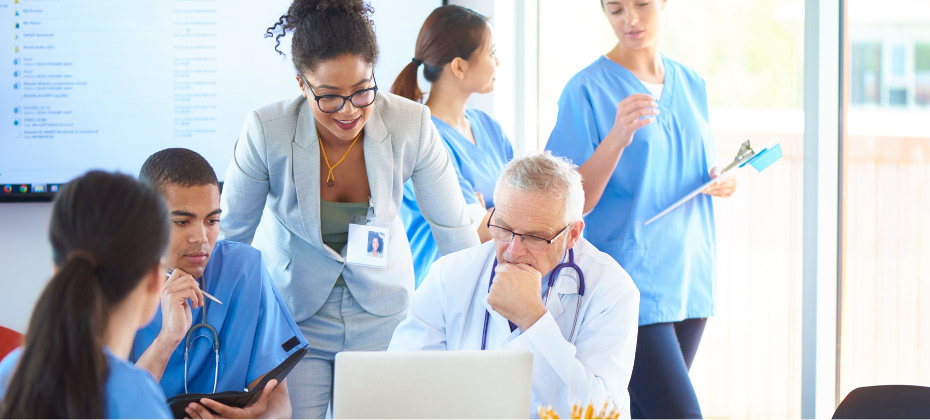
top-left (833, 385), bottom-right (930, 419)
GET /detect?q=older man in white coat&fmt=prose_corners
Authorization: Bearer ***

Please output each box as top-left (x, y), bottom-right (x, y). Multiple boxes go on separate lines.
top-left (388, 152), bottom-right (640, 418)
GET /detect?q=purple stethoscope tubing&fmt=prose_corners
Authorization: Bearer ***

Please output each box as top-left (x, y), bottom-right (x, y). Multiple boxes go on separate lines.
top-left (480, 248), bottom-right (586, 350)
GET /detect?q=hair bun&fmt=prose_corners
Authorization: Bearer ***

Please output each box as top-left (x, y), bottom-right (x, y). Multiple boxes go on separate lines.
top-left (316, 0), bottom-right (370, 15)
top-left (267, 0), bottom-right (378, 64)
top-left (289, 0), bottom-right (372, 22)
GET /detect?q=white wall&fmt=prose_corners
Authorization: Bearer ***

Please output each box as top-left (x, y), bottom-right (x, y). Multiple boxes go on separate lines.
top-left (0, 203), bottom-right (53, 333)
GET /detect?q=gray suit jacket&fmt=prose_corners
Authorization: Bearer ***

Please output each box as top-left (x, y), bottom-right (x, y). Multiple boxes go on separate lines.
top-left (220, 93), bottom-right (479, 321)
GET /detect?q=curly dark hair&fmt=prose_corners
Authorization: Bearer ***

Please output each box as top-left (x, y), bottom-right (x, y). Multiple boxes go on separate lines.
top-left (265, 0), bottom-right (380, 73)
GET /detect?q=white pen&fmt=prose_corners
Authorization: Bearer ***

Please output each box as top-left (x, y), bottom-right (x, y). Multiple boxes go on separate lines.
top-left (166, 270), bottom-right (223, 305)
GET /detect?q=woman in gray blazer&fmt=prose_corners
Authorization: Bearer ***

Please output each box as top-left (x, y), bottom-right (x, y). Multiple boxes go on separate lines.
top-left (219, 0), bottom-right (479, 417)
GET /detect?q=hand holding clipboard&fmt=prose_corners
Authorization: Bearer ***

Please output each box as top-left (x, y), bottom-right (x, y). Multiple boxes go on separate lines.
top-left (166, 346), bottom-right (308, 419)
top-left (644, 137), bottom-right (783, 226)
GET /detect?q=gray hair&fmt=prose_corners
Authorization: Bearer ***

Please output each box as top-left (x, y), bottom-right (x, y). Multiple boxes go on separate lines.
top-left (494, 151), bottom-right (584, 224)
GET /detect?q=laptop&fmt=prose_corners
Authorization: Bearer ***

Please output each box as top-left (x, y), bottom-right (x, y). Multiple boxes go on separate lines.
top-left (333, 350), bottom-right (533, 419)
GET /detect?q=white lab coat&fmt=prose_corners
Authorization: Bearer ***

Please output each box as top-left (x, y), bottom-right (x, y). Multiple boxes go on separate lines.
top-left (388, 238), bottom-right (640, 418)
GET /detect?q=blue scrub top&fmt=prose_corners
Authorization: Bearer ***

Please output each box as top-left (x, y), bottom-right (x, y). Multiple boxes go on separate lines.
top-left (132, 240), bottom-right (309, 397)
top-left (546, 55), bottom-right (717, 325)
top-left (401, 108), bottom-right (514, 287)
top-left (0, 347), bottom-right (171, 418)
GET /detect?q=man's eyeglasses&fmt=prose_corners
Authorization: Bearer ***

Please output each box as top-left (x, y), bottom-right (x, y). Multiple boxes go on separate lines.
top-left (300, 73), bottom-right (378, 113)
top-left (486, 208), bottom-right (570, 251)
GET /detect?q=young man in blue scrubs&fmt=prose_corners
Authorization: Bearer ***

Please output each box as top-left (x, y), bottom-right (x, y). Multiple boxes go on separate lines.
top-left (133, 148), bottom-right (308, 418)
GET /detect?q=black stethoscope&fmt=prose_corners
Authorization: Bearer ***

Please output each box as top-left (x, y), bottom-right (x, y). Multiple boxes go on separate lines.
top-left (183, 276), bottom-right (219, 394)
top-left (480, 248), bottom-right (586, 350)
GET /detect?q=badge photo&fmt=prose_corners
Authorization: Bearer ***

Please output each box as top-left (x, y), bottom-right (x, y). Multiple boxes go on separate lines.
top-left (346, 223), bottom-right (388, 268)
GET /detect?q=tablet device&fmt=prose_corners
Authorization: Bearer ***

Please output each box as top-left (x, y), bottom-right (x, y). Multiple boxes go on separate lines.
top-left (166, 346), bottom-right (307, 418)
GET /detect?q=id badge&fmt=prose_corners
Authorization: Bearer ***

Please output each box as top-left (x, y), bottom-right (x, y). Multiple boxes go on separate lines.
top-left (345, 201), bottom-right (389, 268)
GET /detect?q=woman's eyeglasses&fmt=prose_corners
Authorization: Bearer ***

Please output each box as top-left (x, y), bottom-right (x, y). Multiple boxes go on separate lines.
top-left (300, 73), bottom-right (378, 113)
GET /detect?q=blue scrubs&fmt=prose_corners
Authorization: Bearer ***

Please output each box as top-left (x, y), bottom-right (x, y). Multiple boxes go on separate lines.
top-left (546, 55), bottom-right (717, 326)
top-left (0, 347), bottom-right (171, 418)
top-left (401, 108), bottom-right (513, 287)
top-left (132, 240), bottom-right (309, 397)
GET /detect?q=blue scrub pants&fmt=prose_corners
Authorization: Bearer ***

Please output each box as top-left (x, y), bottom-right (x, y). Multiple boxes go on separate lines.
top-left (628, 318), bottom-right (707, 419)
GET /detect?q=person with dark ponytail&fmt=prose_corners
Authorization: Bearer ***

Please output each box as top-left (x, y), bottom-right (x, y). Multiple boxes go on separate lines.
top-left (0, 171), bottom-right (171, 418)
top-left (391, 5), bottom-right (513, 288)
top-left (220, 0), bottom-right (480, 417)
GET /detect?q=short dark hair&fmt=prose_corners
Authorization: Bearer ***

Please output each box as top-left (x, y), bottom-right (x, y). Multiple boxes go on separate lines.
top-left (138, 148), bottom-right (218, 192)
top-left (265, 0), bottom-right (379, 73)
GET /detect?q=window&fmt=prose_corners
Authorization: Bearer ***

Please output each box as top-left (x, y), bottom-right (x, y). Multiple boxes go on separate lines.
top-left (849, 20), bottom-right (930, 109)
top-left (915, 43), bottom-right (930, 106)
top-left (851, 43), bottom-right (882, 105)
top-left (892, 45), bottom-right (906, 77)
top-left (840, 0), bottom-right (930, 401)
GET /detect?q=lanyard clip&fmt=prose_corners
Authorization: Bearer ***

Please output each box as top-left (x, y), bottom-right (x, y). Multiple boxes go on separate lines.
top-left (366, 196), bottom-right (375, 224)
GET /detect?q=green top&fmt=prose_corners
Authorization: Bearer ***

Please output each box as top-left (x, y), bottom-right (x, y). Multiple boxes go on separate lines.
top-left (321, 199), bottom-right (369, 287)
top-left (320, 198), bottom-right (369, 256)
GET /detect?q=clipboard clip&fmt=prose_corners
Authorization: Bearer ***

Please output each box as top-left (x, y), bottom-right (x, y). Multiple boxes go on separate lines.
top-left (723, 140), bottom-right (756, 173)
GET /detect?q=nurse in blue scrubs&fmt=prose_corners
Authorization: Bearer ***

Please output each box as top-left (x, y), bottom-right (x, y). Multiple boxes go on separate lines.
top-left (0, 172), bottom-right (171, 418)
top-left (391, 5), bottom-right (513, 287)
top-left (545, 1), bottom-right (736, 418)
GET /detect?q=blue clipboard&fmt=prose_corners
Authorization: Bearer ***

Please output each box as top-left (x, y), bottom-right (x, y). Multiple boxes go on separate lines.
top-left (644, 137), bottom-right (782, 226)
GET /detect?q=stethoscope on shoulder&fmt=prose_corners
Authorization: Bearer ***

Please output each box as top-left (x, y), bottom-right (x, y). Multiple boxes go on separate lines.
top-left (480, 248), bottom-right (586, 350)
top-left (177, 272), bottom-right (220, 394)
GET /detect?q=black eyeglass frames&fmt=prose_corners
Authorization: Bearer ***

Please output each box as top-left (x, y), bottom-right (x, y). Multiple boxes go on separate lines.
top-left (299, 73), bottom-right (379, 114)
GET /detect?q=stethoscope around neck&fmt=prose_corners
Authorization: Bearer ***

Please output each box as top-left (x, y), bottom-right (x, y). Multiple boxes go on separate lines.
top-left (480, 248), bottom-right (586, 350)
top-left (183, 276), bottom-right (219, 394)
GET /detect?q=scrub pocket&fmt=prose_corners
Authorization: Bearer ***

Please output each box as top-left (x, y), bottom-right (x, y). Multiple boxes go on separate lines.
top-left (599, 238), bottom-right (649, 289)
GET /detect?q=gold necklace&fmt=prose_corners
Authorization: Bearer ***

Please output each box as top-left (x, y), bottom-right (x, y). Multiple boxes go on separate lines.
top-left (318, 130), bottom-right (362, 187)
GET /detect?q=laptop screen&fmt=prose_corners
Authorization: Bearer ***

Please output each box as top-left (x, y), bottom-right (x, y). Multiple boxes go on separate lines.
top-left (333, 350), bottom-right (533, 419)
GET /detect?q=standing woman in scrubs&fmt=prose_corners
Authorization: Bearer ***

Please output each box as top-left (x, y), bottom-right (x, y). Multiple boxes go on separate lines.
top-left (545, 1), bottom-right (736, 418)
top-left (220, 0), bottom-right (478, 417)
top-left (0, 171), bottom-right (171, 418)
top-left (391, 5), bottom-right (514, 287)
